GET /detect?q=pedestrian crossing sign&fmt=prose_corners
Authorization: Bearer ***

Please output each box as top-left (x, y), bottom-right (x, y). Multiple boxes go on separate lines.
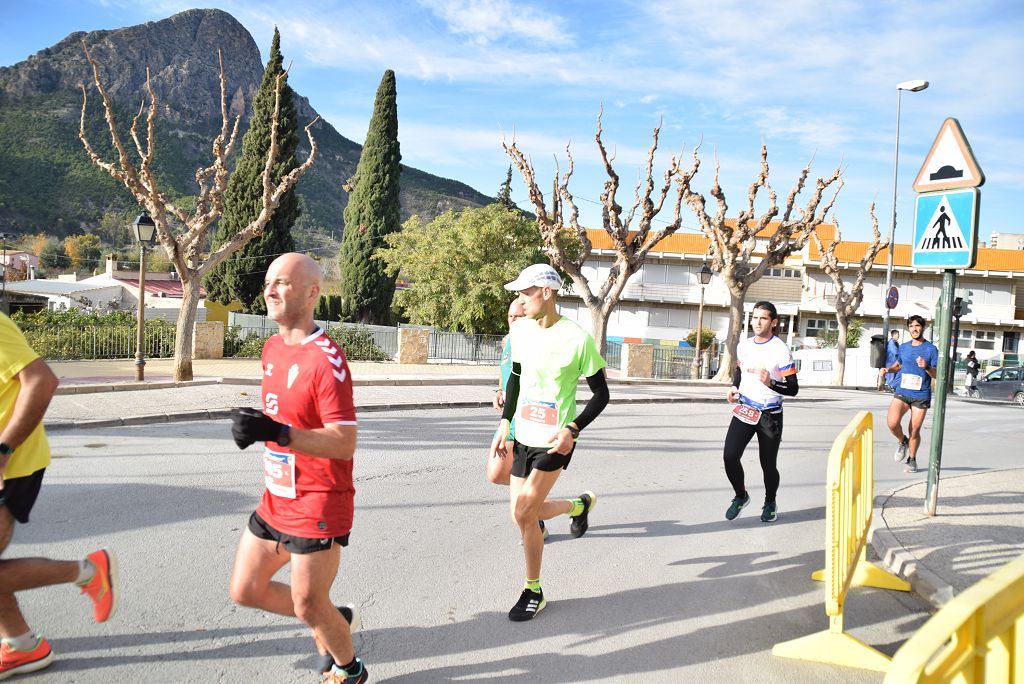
top-left (912, 188), bottom-right (979, 269)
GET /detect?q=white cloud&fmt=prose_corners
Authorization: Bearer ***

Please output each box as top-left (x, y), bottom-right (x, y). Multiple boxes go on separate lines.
top-left (418, 0), bottom-right (572, 46)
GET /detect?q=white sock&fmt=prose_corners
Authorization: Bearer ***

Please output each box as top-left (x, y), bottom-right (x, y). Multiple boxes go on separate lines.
top-left (75, 558), bottom-right (95, 585)
top-left (2, 631), bottom-right (38, 651)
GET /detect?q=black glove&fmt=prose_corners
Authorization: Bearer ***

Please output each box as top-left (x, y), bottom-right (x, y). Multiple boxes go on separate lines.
top-left (231, 407), bottom-right (285, 450)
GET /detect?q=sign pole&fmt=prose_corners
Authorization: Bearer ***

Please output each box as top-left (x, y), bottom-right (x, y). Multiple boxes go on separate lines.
top-left (925, 269), bottom-right (956, 516)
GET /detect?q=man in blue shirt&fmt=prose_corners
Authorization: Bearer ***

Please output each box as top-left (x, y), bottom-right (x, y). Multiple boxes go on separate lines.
top-left (885, 315), bottom-right (939, 473)
top-left (883, 329), bottom-right (901, 391)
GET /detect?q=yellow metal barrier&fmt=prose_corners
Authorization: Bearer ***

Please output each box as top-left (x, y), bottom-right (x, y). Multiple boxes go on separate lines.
top-left (885, 552), bottom-right (1024, 683)
top-left (773, 410), bottom-right (911, 671)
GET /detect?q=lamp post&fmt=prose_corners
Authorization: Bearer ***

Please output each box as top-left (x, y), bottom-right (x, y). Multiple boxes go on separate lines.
top-left (0, 231), bottom-right (12, 310)
top-left (691, 262), bottom-right (714, 379)
top-left (132, 211), bottom-right (158, 381)
top-left (881, 79), bottom-right (929, 346)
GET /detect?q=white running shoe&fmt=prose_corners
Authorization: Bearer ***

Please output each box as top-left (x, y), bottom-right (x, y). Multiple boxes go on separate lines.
top-left (894, 438), bottom-right (909, 463)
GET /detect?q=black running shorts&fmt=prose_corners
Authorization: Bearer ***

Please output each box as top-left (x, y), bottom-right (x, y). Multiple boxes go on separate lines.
top-left (894, 393), bottom-right (931, 410)
top-left (247, 511), bottom-right (349, 555)
top-left (511, 441), bottom-right (574, 479)
top-left (0, 468), bottom-right (45, 524)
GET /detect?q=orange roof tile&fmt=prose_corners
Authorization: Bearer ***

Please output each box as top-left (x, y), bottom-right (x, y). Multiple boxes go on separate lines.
top-left (586, 225), bottom-right (1024, 273)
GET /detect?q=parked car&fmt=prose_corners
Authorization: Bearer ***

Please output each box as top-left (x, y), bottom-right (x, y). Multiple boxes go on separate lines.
top-left (975, 366), bottom-right (1024, 405)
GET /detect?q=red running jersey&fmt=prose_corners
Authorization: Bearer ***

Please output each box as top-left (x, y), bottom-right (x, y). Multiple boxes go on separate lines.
top-left (255, 328), bottom-right (357, 538)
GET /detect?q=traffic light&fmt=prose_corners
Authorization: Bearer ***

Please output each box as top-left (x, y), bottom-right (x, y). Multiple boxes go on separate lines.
top-left (953, 290), bottom-right (973, 318)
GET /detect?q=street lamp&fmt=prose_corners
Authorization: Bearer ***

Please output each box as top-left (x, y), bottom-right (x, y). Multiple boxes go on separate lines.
top-left (132, 211), bottom-right (158, 381)
top-left (691, 262), bottom-right (714, 379)
top-left (0, 231), bottom-right (12, 310)
top-left (881, 79), bottom-right (929, 348)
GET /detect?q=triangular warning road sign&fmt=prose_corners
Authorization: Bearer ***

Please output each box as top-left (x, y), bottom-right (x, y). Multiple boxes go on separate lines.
top-left (917, 194), bottom-right (968, 252)
top-left (913, 118), bottom-right (984, 192)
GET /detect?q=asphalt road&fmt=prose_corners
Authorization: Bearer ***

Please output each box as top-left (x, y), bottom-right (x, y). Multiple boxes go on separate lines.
top-left (12, 393), bottom-right (1020, 682)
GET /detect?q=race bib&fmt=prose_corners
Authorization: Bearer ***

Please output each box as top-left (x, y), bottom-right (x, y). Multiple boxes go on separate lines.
top-left (515, 398), bottom-right (560, 447)
top-left (900, 374), bottom-right (923, 392)
top-left (263, 448), bottom-right (296, 499)
top-left (732, 403), bottom-right (762, 425)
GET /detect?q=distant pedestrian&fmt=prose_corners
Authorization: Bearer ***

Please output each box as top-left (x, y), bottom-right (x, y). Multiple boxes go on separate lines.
top-left (886, 315), bottom-right (938, 474)
top-left (964, 350), bottom-right (981, 397)
top-left (883, 329), bottom-right (901, 391)
top-left (0, 312), bottom-right (117, 681)
top-left (723, 301), bottom-right (799, 523)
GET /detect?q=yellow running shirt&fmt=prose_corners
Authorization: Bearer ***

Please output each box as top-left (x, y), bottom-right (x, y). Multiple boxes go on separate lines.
top-left (0, 313), bottom-right (51, 479)
top-left (509, 316), bottom-right (606, 448)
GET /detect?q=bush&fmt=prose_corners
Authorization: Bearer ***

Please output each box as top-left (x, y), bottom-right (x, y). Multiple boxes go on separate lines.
top-left (225, 323), bottom-right (390, 362)
top-left (11, 309), bottom-right (176, 360)
top-left (330, 326), bottom-right (390, 361)
top-left (816, 318), bottom-right (865, 349)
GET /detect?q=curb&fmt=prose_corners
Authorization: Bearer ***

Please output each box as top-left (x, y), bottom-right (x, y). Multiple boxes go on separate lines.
top-left (869, 485), bottom-right (956, 609)
top-left (43, 394), bottom-right (833, 431)
top-left (55, 379), bottom-right (222, 395)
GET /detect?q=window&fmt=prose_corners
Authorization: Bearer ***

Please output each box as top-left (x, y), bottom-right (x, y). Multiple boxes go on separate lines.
top-left (812, 360), bottom-right (833, 371)
top-left (986, 369), bottom-right (1003, 381)
top-left (767, 267), bottom-right (800, 278)
top-left (1005, 368), bottom-right (1020, 381)
top-left (1003, 332), bottom-right (1020, 353)
top-left (805, 318), bottom-right (838, 338)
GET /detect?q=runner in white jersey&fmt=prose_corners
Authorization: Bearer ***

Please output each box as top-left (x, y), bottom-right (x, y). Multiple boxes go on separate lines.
top-left (724, 301), bottom-right (799, 523)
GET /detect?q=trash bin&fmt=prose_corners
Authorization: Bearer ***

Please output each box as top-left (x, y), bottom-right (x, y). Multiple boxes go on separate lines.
top-left (869, 334), bottom-right (886, 368)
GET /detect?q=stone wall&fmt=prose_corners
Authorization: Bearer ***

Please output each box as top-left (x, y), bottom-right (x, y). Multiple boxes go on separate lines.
top-left (622, 343), bottom-right (653, 378)
top-left (192, 321), bottom-right (225, 360)
top-left (397, 328), bottom-right (429, 364)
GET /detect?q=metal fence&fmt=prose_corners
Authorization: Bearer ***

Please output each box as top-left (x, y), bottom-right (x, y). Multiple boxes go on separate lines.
top-left (605, 341), bottom-right (622, 370)
top-left (429, 330), bottom-right (504, 363)
top-left (652, 345), bottom-right (697, 379)
top-left (21, 324), bottom-right (177, 361)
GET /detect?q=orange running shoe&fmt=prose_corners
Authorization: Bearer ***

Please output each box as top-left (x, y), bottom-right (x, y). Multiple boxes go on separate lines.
top-left (0, 636), bottom-right (54, 680)
top-left (79, 549), bottom-right (118, 623)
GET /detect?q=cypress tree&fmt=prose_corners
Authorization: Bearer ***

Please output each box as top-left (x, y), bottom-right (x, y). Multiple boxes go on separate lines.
top-left (205, 28), bottom-right (299, 314)
top-left (338, 70), bottom-right (401, 324)
top-left (496, 165), bottom-right (516, 210)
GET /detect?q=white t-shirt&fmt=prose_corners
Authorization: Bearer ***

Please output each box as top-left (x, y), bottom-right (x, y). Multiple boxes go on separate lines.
top-left (736, 335), bottom-right (796, 410)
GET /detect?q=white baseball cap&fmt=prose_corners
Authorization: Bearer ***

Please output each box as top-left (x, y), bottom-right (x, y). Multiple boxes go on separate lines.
top-left (504, 263), bottom-right (563, 291)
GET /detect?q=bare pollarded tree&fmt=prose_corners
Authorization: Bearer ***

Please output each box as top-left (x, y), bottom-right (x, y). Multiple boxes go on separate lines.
top-left (78, 45), bottom-right (318, 381)
top-left (675, 146), bottom-right (844, 381)
top-left (812, 205), bottom-right (889, 385)
top-left (503, 109), bottom-right (686, 354)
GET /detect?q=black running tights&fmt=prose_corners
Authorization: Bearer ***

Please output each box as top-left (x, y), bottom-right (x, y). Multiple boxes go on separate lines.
top-left (723, 411), bottom-right (783, 503)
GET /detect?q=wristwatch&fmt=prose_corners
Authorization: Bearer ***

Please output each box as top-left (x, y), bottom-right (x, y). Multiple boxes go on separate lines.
top-left (0, 443), bottom-right (13, 457)
top-left (277, 425), bottom-right (291, 447)
top-left (566, 424), bottom-right (580, 439)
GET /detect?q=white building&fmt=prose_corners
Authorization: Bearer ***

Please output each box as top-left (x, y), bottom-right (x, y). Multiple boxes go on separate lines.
top-left (558, 225), bottom-right (1024, 365)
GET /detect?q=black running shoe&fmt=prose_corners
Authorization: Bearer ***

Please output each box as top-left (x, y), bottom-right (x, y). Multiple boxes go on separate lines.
top-left (569, 491), bottom-right (596, 539)
top-left (725, 492), bottom-right (750, 520)
top-left (316, 604), bottom-right (361, 673)
top-left (324, 658), bottom-right (368, 683)
top-left (760, 501), bottom-right (777, 523)
top-left (508, 588), bottom-right (546, 621)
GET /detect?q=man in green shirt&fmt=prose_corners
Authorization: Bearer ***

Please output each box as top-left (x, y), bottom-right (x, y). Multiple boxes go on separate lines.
top-left (489, 264), bottom-right (609, 621)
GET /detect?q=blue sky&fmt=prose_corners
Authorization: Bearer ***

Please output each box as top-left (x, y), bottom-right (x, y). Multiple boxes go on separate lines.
top-left (3, 0), bottom-right (1023, 245)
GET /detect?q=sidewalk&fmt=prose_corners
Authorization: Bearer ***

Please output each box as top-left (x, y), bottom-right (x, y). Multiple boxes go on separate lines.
top-left (870, 467), bottom-right (1024, 608)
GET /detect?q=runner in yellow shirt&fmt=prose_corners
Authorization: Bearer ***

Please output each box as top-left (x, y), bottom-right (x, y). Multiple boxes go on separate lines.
top-left (488, 264), bottom-right (609, 621)
top-left (0, 312), bottom-right (117, 680)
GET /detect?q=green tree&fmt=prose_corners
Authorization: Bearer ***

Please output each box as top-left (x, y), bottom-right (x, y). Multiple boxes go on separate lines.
top-left (816, 318), bottom-right (865, 349)
top-left (64, 233), bottom-right (102, 271)
top-left (685, 327), bottom-right (717, 349)
top-left (338, 70), bottom-right (401, 324)
top-left (495, 165), bottom-right (516, 210)
top-left (378, 204), bottom-right (543, 334)
top-left (205, 28), bottom-right (299, 314)
top-left (39, 238), bottom-right (70, 271)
